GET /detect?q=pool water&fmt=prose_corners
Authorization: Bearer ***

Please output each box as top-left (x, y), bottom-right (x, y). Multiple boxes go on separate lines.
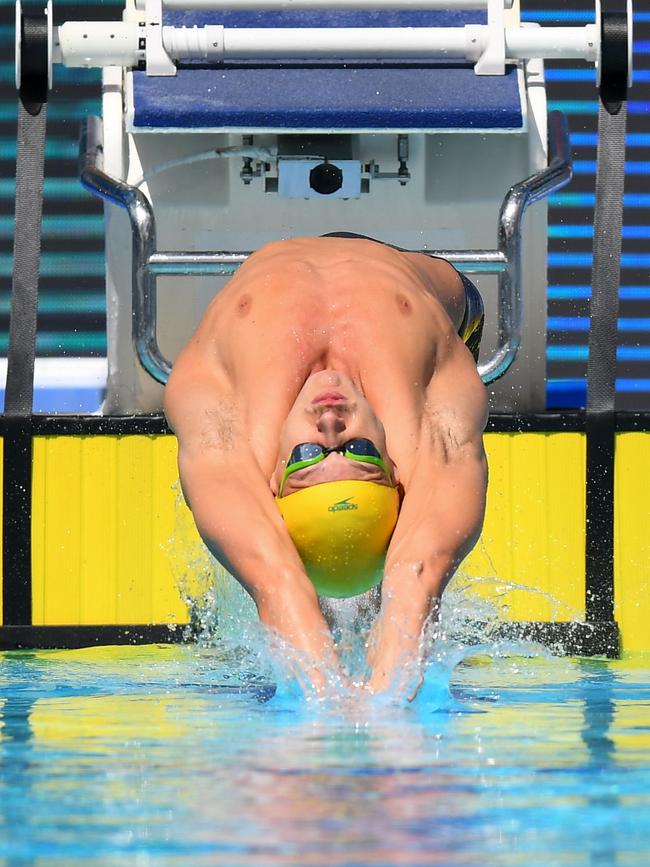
top-left (2, 638), bottom-right (650, 865)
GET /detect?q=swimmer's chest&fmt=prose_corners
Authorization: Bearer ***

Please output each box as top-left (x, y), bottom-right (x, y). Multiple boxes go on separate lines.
top-left (213, 281), bottom-right (441, 381)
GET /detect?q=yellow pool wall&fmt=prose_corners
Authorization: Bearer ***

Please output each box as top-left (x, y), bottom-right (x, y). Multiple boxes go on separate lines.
top-left (0, 430), bottom-right (648, 652)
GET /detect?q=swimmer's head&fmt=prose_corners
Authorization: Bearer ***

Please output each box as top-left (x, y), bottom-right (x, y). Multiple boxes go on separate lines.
top-left (271, 371), bottom-right (400, 597)
top-left (271, 370), bottom-right (397, 492)
top-left (275, 479), bottom-right (399, 597)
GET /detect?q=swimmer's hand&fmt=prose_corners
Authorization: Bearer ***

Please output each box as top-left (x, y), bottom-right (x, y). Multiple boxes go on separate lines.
top-left (365, 665), bottom-right (424, 703)
top-left (364, 561), bottom-right (442, 702)
top-left (255, 566), bottom-right (344, 692)
top-left (365, 637), bottom-right (425, 702)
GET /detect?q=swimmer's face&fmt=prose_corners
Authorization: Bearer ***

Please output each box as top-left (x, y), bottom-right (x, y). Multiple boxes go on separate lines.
top-left (271, 370), bottom-right (398, 496)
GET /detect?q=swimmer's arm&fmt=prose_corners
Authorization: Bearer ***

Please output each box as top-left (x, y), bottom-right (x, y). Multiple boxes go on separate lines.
top-left (164, 364), bottom-right (339, 682)
top-left (367, 347), bottom-right (488, 697)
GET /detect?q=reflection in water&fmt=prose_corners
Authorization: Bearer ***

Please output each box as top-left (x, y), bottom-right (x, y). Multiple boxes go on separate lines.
top-left (578, 660), bottom-right (618, 867)
top-left (579, 658), bottom-right (617, 765)
top-left (1, 647), bottom-right (650, 864)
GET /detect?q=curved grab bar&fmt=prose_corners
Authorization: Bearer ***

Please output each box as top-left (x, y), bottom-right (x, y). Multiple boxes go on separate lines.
top-left (478, 110), bottom-right (573, 383)
top-left (80, 116), bottom-right (170, 384)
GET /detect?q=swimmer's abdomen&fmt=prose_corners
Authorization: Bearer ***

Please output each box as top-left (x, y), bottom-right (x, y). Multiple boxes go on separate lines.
top-left (209, 248), bottom-right (448, 390)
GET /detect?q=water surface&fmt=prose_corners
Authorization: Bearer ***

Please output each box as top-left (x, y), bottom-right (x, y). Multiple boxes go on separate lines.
top-left (1, 642), bottom-right (650, 865)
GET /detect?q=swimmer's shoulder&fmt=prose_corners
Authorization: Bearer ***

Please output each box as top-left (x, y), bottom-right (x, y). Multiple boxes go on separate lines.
top-left (165, 320), bottom-right (234, 427)
top-left (399, 250), bottom-right (460, 289)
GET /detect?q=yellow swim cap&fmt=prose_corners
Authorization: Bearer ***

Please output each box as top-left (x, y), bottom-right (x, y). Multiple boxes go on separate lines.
top-left (275, 480), bottom-right (399, 598)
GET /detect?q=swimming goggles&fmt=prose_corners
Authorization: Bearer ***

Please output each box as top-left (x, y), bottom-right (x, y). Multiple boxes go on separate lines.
top-left (279, 438), bottom-right (392, 496)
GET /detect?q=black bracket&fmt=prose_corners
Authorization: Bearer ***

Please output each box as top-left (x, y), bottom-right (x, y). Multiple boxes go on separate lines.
top-left (16, 1), bottom-right (50, 115)
top-left (598, 0), bottom-right (632, 112)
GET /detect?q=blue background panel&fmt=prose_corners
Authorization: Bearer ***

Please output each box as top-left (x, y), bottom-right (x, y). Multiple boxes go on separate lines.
top-left (132, 65), bottom-right (523, 131)
top-left (530, 2), bottom-right (650, 410)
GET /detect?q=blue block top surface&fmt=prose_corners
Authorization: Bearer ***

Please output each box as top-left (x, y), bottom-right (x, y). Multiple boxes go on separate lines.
top-left (133, 66), bottom-right (523, 131)
top-left (131, 10), bottom-right (523, 132)
top-left (164, 10), bottom-right (485, 27)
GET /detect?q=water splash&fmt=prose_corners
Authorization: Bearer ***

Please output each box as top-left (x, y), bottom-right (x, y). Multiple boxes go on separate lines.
top-left (166, 486), bottom-right (563, 711)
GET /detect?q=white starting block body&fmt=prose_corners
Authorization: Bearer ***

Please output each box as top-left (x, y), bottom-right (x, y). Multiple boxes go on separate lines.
top-left (99, 3), bottom-right (551, 413)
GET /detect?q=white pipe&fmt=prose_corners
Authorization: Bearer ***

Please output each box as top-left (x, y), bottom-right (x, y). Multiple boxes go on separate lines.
top-left (168, 25), bottom-right (472, 60)
top-left (506, 24), bottom-right (598, 62)
top-left (135, 0), bottom-right (515, 10)
top-left (55, 22), bottom-right (600, 67)
top-left (55, 22), bottom-right (143, 67)
top-left (221, 27), bottom-right (467, 58)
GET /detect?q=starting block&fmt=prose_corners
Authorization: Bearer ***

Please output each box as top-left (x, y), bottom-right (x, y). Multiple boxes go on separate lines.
top-left (63, 0), bottom-right (580, 413)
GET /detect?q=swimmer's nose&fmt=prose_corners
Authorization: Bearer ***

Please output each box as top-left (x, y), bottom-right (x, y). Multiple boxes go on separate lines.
top-left (316, 409), bottom-right (347, 440)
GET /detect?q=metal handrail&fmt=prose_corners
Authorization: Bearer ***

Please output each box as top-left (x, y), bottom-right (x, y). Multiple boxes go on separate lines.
top-left (146, 250), bottom-right (507, 276)
top-left (80, 116), bottom-right (170, 383)
top-left (79, 110), bottom-right (572, 386)
top-left (480, 110), bottom-right (573, 383)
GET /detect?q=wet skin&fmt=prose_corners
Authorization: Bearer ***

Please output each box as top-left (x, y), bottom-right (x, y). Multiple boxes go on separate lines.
top-left (165, 237), bottom-right (488, 697)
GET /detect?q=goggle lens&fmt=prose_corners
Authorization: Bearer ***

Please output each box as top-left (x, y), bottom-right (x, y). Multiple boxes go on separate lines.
top-left (343, 439), bottom-right (383, 459)
top-left (287, 438), bottom-right (382, 469)
top-left (280, 438), bottom-right (390, 496)
top-left (288, 442), bottom-right (328, 465)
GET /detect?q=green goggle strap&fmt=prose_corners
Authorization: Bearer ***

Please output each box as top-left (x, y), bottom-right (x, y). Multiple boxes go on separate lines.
top-left (279, 449), bottom-right (391, 497)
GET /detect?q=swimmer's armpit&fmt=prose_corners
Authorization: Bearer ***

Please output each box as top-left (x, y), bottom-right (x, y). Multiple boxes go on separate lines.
top-left (421, 403), bottom-right (472, 464)
top-left (199, 400), bottom-right (238, 451)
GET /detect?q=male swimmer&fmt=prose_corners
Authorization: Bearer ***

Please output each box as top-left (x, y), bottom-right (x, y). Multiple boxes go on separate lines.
top-left (164, 235), bottom-right (488, 696)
